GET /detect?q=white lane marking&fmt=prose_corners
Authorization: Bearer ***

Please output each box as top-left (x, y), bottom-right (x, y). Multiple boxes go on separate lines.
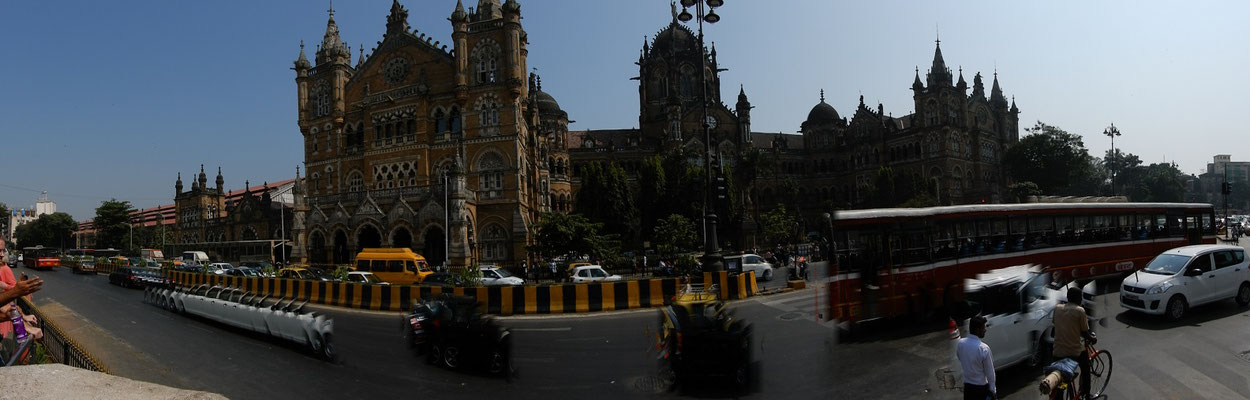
top-left (511, 327), bottom-right (572, 332)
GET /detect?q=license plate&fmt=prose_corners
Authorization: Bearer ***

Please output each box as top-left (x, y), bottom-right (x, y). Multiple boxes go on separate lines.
top-left (1122, 294), bottom-right (1139, 301)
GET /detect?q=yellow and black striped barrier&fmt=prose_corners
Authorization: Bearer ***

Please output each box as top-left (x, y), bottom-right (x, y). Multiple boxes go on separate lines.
top-left (701, 270), bottom-right (759, 300)
top-left (164, 271), bottom-right (686, 315)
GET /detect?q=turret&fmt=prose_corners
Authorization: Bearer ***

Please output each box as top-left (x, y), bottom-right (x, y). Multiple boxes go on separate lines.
top-left (315, 6), bottom-right (351, 67)
top-left (990, 72), bottom-right (1008, 109)
top-left (215, 167), bottom-right (224, 193)
top-left (451, 0), bottom-right (469, 98)
top-left (198, 164), bottom-right (208, 189)
top-left (175, 173), bottom-right (183, 197)
top-left (736, 85), bottom-right (752, 143)
top-left (385, 0), bottom-right (410, 36)
top-left (926, 40), bottom-right (952, 88)
top-left (911, 67), bottom-right (923, 92)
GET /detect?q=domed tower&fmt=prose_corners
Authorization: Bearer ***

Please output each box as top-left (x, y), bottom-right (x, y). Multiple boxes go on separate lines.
top-left (800, 90), bottom-right (846, 150)
top-left (636, 9), bottom-right (729, 146)
top-left (529, 73), bottom-right (572, 215)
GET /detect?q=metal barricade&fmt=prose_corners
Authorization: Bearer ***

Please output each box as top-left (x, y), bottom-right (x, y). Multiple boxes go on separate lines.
top-left (15, 297), bottom-right (110, 373)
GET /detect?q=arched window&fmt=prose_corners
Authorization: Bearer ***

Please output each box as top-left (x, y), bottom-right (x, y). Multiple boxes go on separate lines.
top-left (347, 171), bottom-right (364, 193)
top-left (313, 81), bottom-right (331, 117)
top-left (478, 54), bottom-right (497, 84)
top-left (449, 108), bottom-right (462, 134)
top-left (434, 109), bottom-right (447, 133)
top-left (478, 152), bottom-right (505, 199)
top-left (482, 224), bottom-right (508, 261)
top-left (679, 65), bottom-right (695, 97)
top-left (472, 39), bottom-right (502, 85)
top-left (477, 97), bottom-right (500, 136)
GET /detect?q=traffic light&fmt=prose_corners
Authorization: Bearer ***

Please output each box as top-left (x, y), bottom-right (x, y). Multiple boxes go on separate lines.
top-left (715, 175), bottom-right (728, 200)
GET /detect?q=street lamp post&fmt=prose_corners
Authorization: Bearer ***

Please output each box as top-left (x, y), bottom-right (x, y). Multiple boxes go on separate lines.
top-left (1104, 123), bottom-right (1121, 196)
top-left (677, 0), bottom-right (724, 273)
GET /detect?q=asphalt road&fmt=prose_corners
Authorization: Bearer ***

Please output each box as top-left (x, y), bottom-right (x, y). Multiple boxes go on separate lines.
top-left (17, 262), bottom-right (837, 399)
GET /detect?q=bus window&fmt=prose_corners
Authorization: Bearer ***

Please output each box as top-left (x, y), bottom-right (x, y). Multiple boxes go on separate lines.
top-left (371, 260), bottom-right (387, 272)
top-left (1136, 214), bottom-right (1153, 239)
top-left (1117, 215), bottom-right (1133, 240)
top-left (356, 259), bottom-right (370, 272)
top-left (405, 260), bottom-right (416, 272)
top-left (1030, 216), bottom-right (1054, 248)
top-left (957, 221), bottom-right (977, 254)
top-left (387, 260), bottom-right (403, 273)
top-left (933, 222), bottom-right (958, 260)
top-left (1009, 217), bottom-right (1028, 251)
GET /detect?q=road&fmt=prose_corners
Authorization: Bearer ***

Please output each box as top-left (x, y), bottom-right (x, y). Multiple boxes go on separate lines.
top-left (29, 257), bottom-right (1250, 399)
top-left (17, 262), bottom-right (837, 399)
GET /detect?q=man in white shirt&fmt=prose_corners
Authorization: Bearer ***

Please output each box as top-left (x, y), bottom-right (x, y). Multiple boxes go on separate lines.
top-left (957, 315), bottom-right (997, 400)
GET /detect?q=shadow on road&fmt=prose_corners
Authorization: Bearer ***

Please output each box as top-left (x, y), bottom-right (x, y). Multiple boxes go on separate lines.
top-left (1114, 301), bottom-right (1250, 331)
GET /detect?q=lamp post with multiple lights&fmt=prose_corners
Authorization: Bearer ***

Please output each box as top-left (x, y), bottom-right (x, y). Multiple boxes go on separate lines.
top-left (1104, 123), bottom-right (1121, 196)
top-left (676, 0), bottom-right (724, 272)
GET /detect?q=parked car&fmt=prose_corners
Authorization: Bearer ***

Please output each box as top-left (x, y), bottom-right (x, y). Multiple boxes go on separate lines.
top-left (409, 294), bottom-right (513, 379)
top-left (109, 267), bottom-right (157, 289)
top-left (1120, 244), bottom-right (1250, 319)
top-left (226, 267), bottom-right (261, 277)
top-left (479, 266), bottom-right (524, 286)
top-left (722, 254), bottom-right (774, 281)
top-left (208, 263), bottom-right (235, 275)
top-left (422, 272), bottom-right (452, 285)
top-left (568, 265), bottom-right (621, 283)
top-left (346, 271), bottom-right (389, 285)
top-left (278, 267), bottom-right (314, 280)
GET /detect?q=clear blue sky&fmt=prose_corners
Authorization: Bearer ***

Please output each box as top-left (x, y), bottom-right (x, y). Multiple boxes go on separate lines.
top-left (3, 1), bottom-right (1247, 221)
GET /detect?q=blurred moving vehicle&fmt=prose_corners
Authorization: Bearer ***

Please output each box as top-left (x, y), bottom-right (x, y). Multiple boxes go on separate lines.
top-left (1120, 244), bottom-right (1250, 319)
top-left (72, 259), bottom-right (97, 275)
top-left (226, 267), bottom-right (262, 277)
top-left (110, 267), bottom-right (169, 289)
top-left (656, 284), bottom-right (753, 392)
top-left (208, 263), bottom-right (235, 275)
top-left (961, 264), bottom-right (1067, 371)
top-left (406, 294), bottom-right (513, 379)
top-left (568, 265), bottom-right (621, 283)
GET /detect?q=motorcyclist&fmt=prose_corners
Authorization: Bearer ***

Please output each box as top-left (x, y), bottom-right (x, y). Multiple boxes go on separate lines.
top-left (1052, 286), bottom-right (1096, 399)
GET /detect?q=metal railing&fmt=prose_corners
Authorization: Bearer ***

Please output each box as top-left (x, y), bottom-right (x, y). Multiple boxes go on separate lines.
top-left (15, 297), bottom-right (110, 373)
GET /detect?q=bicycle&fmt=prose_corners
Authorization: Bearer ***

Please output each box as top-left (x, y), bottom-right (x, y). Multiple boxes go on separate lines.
top-left (1045, 342), bottom-right (1112, 400)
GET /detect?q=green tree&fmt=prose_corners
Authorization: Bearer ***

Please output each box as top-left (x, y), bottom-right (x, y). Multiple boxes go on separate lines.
top-left (759, 204), bottom-right (798, 246)
top-left (0, 202), bottom-right (9, 237)
top-left (95, 199), bottom-right (135, 250)
top-left (13, 212), bottom-right (75, 249)
top-left (636, 155), bottom-right (667, 238)
top-left (574, 162), bottom-right (637, 244)
top-left (653, 214), bottom-right (697, 257)
top-left (873, 166), bottom-right (897, 207)
top-left (1003, 121), bottom-right (1095, 195)
top-left (1006, 181), bottom-right (1042, 203)
top-left (1132, 163), bottom-right (1188, 202)
top-left (528, 212), bottom-right (617, 263)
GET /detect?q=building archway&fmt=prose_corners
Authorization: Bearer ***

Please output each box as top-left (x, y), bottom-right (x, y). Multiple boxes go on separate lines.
top-left (393, 227), bottom-right (413, 250)
top-left (310, 231), bottom-right (327, 265)
top-left (333, 230), bottom-right (349, 265)
top-left (423, 226), bottom-right (446, 268)
top-left (357, 225), bottom-right (382, 253)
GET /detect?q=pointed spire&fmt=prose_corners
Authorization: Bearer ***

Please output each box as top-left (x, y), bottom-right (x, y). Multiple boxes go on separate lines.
top-left (451, 0), bottom-right (468, 22)
top-left (819, 89), bottom-right (825, 102)
top-left (912, 66), bottom-right (924, 91)
top-left (1010, 96), bottom-right (1019, 113)
top-left (357, 44), bottom-right (364, 68)
top-left (215, 166), bottom-right (224, 192)
top-left (990, 71), bottom-right (1007, 106)
top-left (927, 39), bottom-right (952, 88)
top-left (956, 66), bottom-right (967, 88)
top-left (317, 2), bottom-right (349, 65)
top-left (386, 0), bottom-right (410, 33)
top-left (294, 40), bottom-right (311, 70)
top-left (737, 84), bottom-right (748, 103)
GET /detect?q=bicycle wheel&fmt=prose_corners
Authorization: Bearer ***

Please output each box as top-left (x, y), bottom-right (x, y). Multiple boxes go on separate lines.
top-left (1087, 350), bottom-right (1112, 398)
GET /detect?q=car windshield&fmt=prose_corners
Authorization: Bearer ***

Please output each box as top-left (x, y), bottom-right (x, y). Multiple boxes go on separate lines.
top-left (1143, 254), bottom-right (1191, 275)
top-left (495, 269), bottom-right (513, 278)
top-left (361, 274), bottom-right (382, 283)
top-left (590, 268), bottom-right (607, 278)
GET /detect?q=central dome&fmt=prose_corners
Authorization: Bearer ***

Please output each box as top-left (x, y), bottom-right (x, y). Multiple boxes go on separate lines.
top-left (806, 100), bottom-right (840, 123)
top-left (535, 90), bottom-right (565, 117)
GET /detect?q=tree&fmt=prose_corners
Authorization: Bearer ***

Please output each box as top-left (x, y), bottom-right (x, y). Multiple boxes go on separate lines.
top-left (1003, 121), bottom-right (1095, 195)
top-left (758, 204), bottom-right (798, 246)
top-left (1134, 163), bottom-right (1188, 202)
top-left (95, 199), bottom-right (135, 250)
top-left (1006, 182), bottom-right (1042, 203)
top-left (528, 212), bottom-right (617, 263)
top-left (0, 202), bottom-right (9, 238)
top-left (573, 162), bottom-right (637, 244)
top-left (873, 166), bottom-right (897, 207)
top-left (653, 214), bottom-right (697, 257)
top-left (636, 155), bottom-right (667, 238)
top-left (13, 212), bottom-right (75, 249)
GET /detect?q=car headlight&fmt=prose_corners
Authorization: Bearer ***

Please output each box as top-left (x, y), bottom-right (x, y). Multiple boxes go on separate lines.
top-left (1147, 281), bottom-right (1174, 295)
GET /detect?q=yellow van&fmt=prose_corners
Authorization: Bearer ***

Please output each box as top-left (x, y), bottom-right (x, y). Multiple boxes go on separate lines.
top-left (353, 248), bottom-right (433, 284)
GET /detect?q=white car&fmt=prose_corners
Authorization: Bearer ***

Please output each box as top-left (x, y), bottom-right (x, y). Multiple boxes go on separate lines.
top-left (960, 264), bottom-right (1069, 372)
top-left (208, 263), bottom-right (235, 275)
top-left (346, 271), bottom-right (389, 285)
top-left (1120, 244), bottom-right (1250, 319)
top-left (479, 266), bottom-right (524, 286)
top-left (568, 265), bottom-right (621, 283)
top-left (724, 254), bottom-right (774, 281)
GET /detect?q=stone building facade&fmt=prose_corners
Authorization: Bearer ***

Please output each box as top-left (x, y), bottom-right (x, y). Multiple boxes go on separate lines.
top-left (568, 11), bottom-right (1021, 240)
top-left (293, 0), bottom-right (570, 268)
top-left (172, 166), bottom-right (295, 247)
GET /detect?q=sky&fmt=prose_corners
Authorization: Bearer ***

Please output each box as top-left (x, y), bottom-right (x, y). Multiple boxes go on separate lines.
top-left (3, 0), bottom-right (1248, 221)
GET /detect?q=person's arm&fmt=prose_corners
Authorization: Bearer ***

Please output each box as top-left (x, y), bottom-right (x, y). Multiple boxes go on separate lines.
top-left (983, 345), bottom-right (997, 395)
top-left (0, 277), bottom-right (42, 304)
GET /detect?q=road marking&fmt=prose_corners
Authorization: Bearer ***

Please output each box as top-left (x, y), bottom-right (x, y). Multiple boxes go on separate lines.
top-left (512, 327), bottom-right (572, 332)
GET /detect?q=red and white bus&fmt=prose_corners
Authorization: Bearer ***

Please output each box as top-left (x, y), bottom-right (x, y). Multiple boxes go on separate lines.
top-left (824, 202), bottom-right (1216, 324)
top-left (22, 246), bottom-right (62, 270)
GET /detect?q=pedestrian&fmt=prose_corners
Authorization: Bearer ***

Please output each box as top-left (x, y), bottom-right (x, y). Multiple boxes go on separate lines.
top-left (956, 315), bottom-right (997, 400)
top-left (1053, 286), bottom-right (1095, 400)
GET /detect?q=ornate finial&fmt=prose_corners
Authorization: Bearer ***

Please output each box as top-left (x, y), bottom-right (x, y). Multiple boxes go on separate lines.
top-left (671, 1), bottom-right (678, 20)
top-left (935, 23), bottom-right (940, 45)
top-left (300, 40), bottom-right (305, 51)
top-left (246, 180), bottom-right (250, 188)
top-left (296, 165), bottom-right (301, 177)
top-left (819, 89), bottom-right (824, 102)
top-left (328, 0), bottom-right (335, 18)
top-left (200, 164), bottom-right (205, 173)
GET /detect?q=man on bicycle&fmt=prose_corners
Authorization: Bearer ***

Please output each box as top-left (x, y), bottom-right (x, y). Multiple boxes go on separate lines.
top-left (1053, 286), bottom-right (1096, 399)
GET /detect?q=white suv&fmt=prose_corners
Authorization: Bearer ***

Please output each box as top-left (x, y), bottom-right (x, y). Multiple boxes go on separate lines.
top-left (568, 265), bottom-right (621, 283)
top-left (1120, 244), bottom-right (1250, 319)
top-left (724, 254), bottom-right (774, 281)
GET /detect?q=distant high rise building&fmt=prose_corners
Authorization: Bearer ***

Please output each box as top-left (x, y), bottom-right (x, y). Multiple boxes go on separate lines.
top-left (8, 191), bottom-right (56, 240)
